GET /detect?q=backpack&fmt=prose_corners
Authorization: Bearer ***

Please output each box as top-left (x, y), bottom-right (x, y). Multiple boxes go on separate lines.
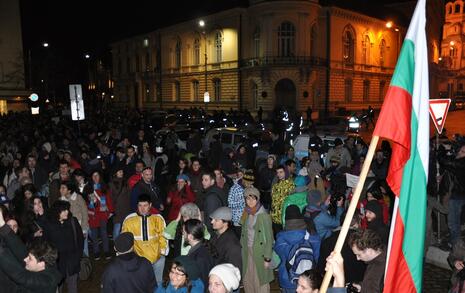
top-left (285, 231), bottom-right (316, 284)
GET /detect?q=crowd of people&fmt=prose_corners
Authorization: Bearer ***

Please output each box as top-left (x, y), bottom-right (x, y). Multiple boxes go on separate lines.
top-left (0, 108), bottom-right (464, 293)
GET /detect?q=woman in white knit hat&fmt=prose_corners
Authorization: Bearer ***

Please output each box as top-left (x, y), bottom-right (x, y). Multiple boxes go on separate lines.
top-left (208, 264), bottom-right (241, 293)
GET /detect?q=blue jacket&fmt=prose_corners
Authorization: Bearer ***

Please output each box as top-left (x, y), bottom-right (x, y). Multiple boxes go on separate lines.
top-left (155, 279), bottom-right (204, 293)
top-left (307, 204), bottom-right (343, 240)
top-left (274, 229), bottom-right (321, 289)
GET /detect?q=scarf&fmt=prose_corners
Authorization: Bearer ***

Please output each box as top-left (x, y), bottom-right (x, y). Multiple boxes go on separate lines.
top-left (245, 202), bottom-right (262, 216)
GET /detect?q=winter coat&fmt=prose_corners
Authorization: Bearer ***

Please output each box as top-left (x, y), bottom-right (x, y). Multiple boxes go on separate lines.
top-left (0, 225), bottom-right (62, 293)
top-left (281, 191), bottom-right (307, 226)
top-left (360, 251), bottom-right (386, 293)
top-left (155, 279), bottom-right (204, 293)
top-left (210, 228), bottom-right (242, 274)
top-left (122, 213), bottom-right (167, 263)
top-left (45, 216), bottom-right (84, 277)
top-left (101, 252), bottom-right (156, 293)
top-left (305, 203), bottom-right (343, 240)
top-left (166, 185), bottom-right (195, 222)
top-left (109, 179), bottom-right (132, 224)
top-left (88, 189), bottom-right (114, 228)
top-left (187, 242), bottom-right (214, 286)
top-left (257, 166), bottom-right (276, 193)
top-left (274, 229), bottom-right (321, 289)
top-left (271, 179), bottom-right (296, 224)
top-left (164, 221), bottom-right (210, 257)
top-left (448, 239), bottom-right (465, 290)
top-left (317, 229), bottom-right (366, 284)
top-left (188, 170), bottom-right (203, 198)
top-left (130, 180), bottom-right (162, 211)
top-left (202, 185), bottom-right (227, 234)
top-left (60, 192), bottom-right (89, 232)
top-left (240, 207), bottom-right (274, 285)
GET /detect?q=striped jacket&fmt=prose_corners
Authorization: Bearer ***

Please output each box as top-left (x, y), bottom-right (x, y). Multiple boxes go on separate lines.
top-left (122, 212), bottom-right (167, 263)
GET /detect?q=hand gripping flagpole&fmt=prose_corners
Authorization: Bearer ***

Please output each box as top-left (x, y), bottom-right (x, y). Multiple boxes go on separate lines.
top-left (320, 135), bottom-right (379, 293)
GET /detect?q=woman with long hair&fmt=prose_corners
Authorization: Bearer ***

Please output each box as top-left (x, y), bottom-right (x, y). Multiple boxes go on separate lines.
top-left (87, 170), bottom-right (113, 260)
top-left (156, 256), bottom-right (204, 293)
top-left (164, 203), bottom-right (210, 258)
top-left (20, 195), bottom-right (47, 243)
top-left (167, 174), bottom-right (195, 222)
top-left (108, 167), bottom-right (131, 239)
top-left (45, 200), bottom-right (83, 293)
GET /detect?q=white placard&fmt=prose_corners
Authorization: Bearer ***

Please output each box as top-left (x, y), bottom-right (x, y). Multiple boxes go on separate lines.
top-left (71, 99), bottom-right (85, 121)
top-left (346, 173), bottom-right (360, 188)
top-left (69, 84), bottom-right (83, 101)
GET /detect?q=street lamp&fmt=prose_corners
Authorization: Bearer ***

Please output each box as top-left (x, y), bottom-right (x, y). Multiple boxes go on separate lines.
top-left (199, 19), bottom-right (209, 114)
top-left (386, 21), bottom-right (401, 59)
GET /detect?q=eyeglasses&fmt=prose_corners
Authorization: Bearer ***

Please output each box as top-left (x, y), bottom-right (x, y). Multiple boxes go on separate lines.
top-left (169, 268), bottom-right (186, 277)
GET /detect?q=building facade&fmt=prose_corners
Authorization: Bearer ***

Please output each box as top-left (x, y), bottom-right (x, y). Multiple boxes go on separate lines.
top-left (438, 0), bottom-right (465, 99)
top-left (111, 0), bottom-right (406, 114)
top-left (0, 0), bottom-right (29, 113)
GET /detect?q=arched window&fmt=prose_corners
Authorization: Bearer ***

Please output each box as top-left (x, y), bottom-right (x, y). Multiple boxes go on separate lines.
top-left (192, 80), bottom-right (200, 101)
top-left (194, 38), bottom-right (200, 65)
top-left (362, 35), bottom-right (371, 65)
top-left (344, 79), bottom-right (353, 102)
top-left (215, 31), bottom-right (223, 63)
top-left (343, 27), bottom-right (355, 65)
top-left (379, 39), bottom-right (386, 67)
top-left (214, 79), bottom-right (221, 101)
top-left (456, 4), bottom-right (461, 13)
top-left (310, 24), bottom-right (317, 57)
top-left (448, 5), bottom-right (452, 14)
top-left (278, 21), bottom-right (296, 57)
top-left (175, 38), bottom-right (182, 68)
top-left (253, 27), bottom-right (260, 58)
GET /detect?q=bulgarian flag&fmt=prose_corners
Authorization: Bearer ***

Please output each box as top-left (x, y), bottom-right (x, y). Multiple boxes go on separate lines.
top-left (373, 0), bottom-right (429, 292)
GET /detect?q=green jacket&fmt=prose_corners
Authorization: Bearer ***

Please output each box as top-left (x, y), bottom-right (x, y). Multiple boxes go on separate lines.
top-left (281, 191), bottom-right (308, 225)
top-left (240, 209), bottom-right (274, 285)
top-left (164, 220), bottom-right (210, 256)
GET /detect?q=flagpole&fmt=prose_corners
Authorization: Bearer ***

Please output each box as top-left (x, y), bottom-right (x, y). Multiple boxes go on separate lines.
top-left (320, 135), bottom-right (380, 293)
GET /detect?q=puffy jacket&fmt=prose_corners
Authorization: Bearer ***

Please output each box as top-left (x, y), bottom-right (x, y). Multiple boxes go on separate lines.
top-left (274, 229), bottom-right (321, 289)
top-left (271, 179), bottom-right (296, 224)
top-left (305, 204), bottom-right (343, 240)
top-left (122, 213), bottom-right (167, 263)
top-left (101, 252), bottom-right (156, 293)
top-left (155, 278), bottom-right (204, 293)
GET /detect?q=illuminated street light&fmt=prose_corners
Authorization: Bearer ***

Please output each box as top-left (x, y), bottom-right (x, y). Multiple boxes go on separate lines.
top-left (386, 21), bottom-right (393, 28)
top-left (42, 42), bottom-right (49, 47)
top-left (199, 20), bottom-right (205, 27)
top-left (450, 41), bottom-right (455, 46)
top-left (85, 54), bottom-right (90, 59)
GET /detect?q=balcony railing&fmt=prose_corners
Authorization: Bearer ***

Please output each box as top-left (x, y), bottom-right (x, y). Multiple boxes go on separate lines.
top-left (240, 56), bottom-right (328, 67)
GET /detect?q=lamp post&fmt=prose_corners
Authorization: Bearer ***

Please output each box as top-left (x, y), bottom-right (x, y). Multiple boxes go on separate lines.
top-left (199, 20), bottom-right (209, 114)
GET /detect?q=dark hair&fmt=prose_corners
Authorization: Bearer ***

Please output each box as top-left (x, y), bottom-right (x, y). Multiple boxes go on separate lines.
top-left (276, 165), bottom-right (286, 171)
top-left (137, 193), bottom-right (152, 204)
top-left (48, 200), bottom-right (71, 222)
top-left (367, 185), bottom-right (383, 201)
top-left (299, 269), bottom-right (323, 290)
top-left (27, 238), bottom-right (58, 268)
top-left (348, 229), bottom-right (385, 251)
top-left (164, 261), bottom-right (192, 292)
top-left (201, 172), bottom-right (215, 182)
top-left (183, 219), bottom-right (204, 241)
top-left (22, 183), bottom-right (37, 196)
top-left (285, 159), bottom-right (296, 167)
top-left (190, 157), bottom-right (200, 164)
top-left (60, 181), bottom-right (76, 194)
top-left (58, 160), bottom-right (69, 166)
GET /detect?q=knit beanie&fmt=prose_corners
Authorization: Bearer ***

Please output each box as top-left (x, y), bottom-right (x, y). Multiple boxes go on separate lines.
top-left (365, 200), bottom-right (382, 219)
top-left (209, 264), bottom-right (241, 291)
top-left (175, 256), bottom-right (201, 280)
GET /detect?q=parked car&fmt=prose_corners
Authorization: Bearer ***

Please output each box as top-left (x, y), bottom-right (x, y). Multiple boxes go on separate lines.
top-left (202, 127), bottom-right (248, 154)
top-left (154, 127), bottom-right (191, 151)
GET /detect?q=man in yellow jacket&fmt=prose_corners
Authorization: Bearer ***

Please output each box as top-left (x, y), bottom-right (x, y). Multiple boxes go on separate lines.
top-left (122, 193), bottom-right (167, 286)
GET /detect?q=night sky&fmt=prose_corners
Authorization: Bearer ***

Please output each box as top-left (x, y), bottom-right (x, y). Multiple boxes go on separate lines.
top-left (17, 0), bottom-right (416, 96)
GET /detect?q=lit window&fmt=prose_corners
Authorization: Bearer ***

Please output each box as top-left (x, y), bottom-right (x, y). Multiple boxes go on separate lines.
top-left (215, 31), bottom-right (222, 63)
top-left (278, 22), bottom-right (296, 57)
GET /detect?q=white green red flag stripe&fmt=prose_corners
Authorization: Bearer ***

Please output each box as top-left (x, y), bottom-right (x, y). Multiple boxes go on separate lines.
top-left (373, 0), bottom-right (429, 292)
